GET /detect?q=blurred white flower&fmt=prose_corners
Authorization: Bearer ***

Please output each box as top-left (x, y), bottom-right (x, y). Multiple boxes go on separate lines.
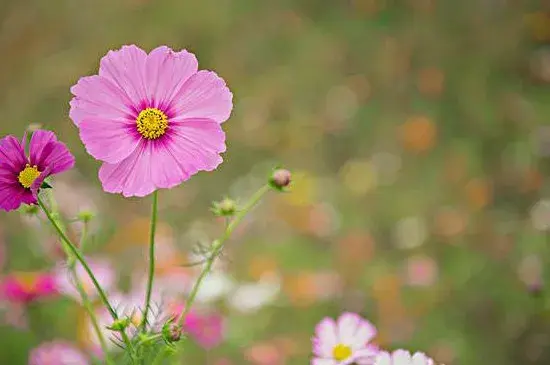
top-left (193, 271), bottom-right (236, 304)
top-left (530, 200), bottom-right (550, 231)
top-left (394, 216), bottom-right (428, 249)
top-left (227, 274), bottom-right (281, 313)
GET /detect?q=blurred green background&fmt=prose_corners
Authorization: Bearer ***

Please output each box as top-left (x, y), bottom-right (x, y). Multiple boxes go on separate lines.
top-left (2, 0), bottom-right (550, 364)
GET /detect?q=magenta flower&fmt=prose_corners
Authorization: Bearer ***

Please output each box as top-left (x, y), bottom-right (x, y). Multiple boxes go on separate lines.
top-left (312, 312), bottom-right (379, 365)
top-left (29, 341), bottom-right (89, 365)
top-left (69, 45), bottom-right (232, 197)
top-left (1, 272), bottom-right (57, 303)
top-left (0, 130), bottom-right (75, 211)
top-left (169, 303), bottom-right (225, 349)
top-left (374, 350), bottom-right (436, 365)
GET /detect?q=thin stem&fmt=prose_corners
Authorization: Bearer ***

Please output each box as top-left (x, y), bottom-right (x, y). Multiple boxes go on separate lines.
top-left (71, 222), bottom-right (113, 365)
top-left (37, 197), bottom-right (138, 363)
top-left (177, 185), bottom-right (270, 327)
top-left (38, 196), bottom-right (118, 319)
top-left (142, 190), bottom-right (159, 332)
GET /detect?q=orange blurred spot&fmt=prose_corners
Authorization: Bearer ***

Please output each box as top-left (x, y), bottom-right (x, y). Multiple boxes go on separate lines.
top-left (350, 0), bottom-right (380, 16)
top-left (443, 152), bottom-right (467, 184)
top-left (417, 68), bottom-right (445, 97)
top-left (434, 208), bottom-right (467, 238)
top-left (372, 274), bottom-right (401, 303)
top-left (399, 116), bottom-right (437, 153)
top-left (283, 272), bottom-right (317, 307)
top-left (346, 74), bottom-right (372, 103)
top-left (521, 169), bottom-right (543, 193)
top-left (525, 13), bottom-right (550, 42)
top-left (465, 178), bottom-right (492, 210)
top-left (248, 255), bottom-right (279, 280)
top-left (336, 231), bottom-right (375, 277)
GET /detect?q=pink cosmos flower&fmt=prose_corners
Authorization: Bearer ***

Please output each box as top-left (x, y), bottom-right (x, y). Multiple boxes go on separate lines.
top-left (0, 130), bottom-right (75, 211)
top-left (54, 257), bottom-right (115, 303)
top-left (169, 303), bottom-right (225, 349)
top-left (69, 45), bottom-right (232, 197)
top-left (312, 312), bottom-right (379, 365)
top-left (29, 340), bottom-right (89, 365)
top-left (374, 350), bottom-right (435, 365)
top-left (1, 272), bottom-right (57, 303)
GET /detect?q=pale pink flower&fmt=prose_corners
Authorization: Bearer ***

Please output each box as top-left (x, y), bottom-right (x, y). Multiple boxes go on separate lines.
top-left (374, 350), bottom-right (435, 365)
top-left (29, 341), bottom-right (89, 365)
top-left (312, 312), bottom-right (379, 365)
top-left (69, 45), bottom-right (232, 197)
top-left (54, 257), bottom-right (115, 303)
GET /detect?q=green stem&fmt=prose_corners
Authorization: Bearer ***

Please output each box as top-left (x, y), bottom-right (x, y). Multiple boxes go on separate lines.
top-left (37, 197), bottom-right (137, 363)
top-left (177, 185), bottom-right (270, 327)
top-left (70, 222), bottom-right (114, 365)
top-left (142, 190), bottom-right (159, 332)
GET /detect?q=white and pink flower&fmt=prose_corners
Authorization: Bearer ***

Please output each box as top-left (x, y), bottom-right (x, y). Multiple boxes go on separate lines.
top-left (312, 312), bottom-right (379, 365)
top-left (374, 350), bottom-right (435, 365)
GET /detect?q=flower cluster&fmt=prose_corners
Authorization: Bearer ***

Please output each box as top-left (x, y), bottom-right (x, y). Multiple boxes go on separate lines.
top-left (312, 313), bottom-right (441, 365)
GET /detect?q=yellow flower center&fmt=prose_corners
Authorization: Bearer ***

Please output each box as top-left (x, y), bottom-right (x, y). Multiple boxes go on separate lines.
top-left (333, 343), bottom-right (352, 361)
top-left (18, 164), bottom-right (41, 189)
top-left (130, 311), bottom-right (142, 327)
top-left (136, 108), bottom-right (168, 140)
top-left (15, 272), bottom-right (38, 292)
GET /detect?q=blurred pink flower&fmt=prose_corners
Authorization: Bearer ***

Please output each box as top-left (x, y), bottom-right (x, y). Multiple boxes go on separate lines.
top-left (54, 257), bottom-right (115, 303)
top-left (69, 45), bottom-right (232, 197)
top-left (0, 130), bottom-right (75, 211)
top-left (29, 341), bottom-right (89, 365)
top-left (245, 342), bottom-right (285, 365)
top-left (169, 303), bottom-right (225, 349)
top-left (312, 312), bottom-right (379, 365)
top-left (374, 350), bottom-right (434, 365)
top-left (404, 255), bottom-right (438, 287)
top-left (1, 272), bottom-right (57, 303)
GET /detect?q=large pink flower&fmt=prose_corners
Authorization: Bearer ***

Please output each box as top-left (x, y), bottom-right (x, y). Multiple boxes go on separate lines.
top-left (69, 45), bottom-right (232, 197)
top-left (0, 130), bottom-right (74, 211)
top-left (312, 312), bottom-right (379, 365)
top-left (374, 350), bottom-right (436, 365)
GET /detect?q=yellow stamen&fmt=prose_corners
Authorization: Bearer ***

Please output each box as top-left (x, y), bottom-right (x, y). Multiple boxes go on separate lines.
top-left (18, 164), bottom-right (41, 189)
top-left (333, 344), bottom-right (352, 361)
top-left (136, 108), bottom-right (168, 140)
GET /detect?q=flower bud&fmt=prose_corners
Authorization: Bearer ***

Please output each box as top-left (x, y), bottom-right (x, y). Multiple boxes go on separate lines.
top-left (212, 198), bottom-right (237, 217)
top-left (107, 317), bottom-right (131, 332)
top-left (77, 210), bottom-right (95, 223)
top-left (162, 322), bottom-right (183, 343)
top-left (269, 169), bottom-right (292, 191)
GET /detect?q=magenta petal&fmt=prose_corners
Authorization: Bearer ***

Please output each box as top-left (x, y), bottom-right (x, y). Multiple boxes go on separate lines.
top-left (168, 70), bottom-right (233, 124)
top-left (70, 75), bottom-right (136, 126)
top-left (145, 46), bottom-right (198, 109)
top-left (0, 183), bottom-right (32, 211)
top-left (29, 131), bottom-right (75, 174)
top-left (79, 118), bottom-right (140, 164)
top-left (0, 135), bottom-right (27, 173)
top-left (99, 45), bottom-right (148, 107)
top-left (98, 141), bottom-right (156, 197)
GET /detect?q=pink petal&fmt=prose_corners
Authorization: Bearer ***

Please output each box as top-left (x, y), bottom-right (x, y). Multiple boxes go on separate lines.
top-left (351, 319), bottom-right (377, 349)
top-left (70, 75), bottom-right (136, 126)
top-left (354, 346), bottom-right (380, 364)
top-left (411, 352), bottom-right (433, 365)
top-left (392, 350), bottom-right (412, 363)
top-left (0, 136), bottom-right (27, 173)
top-left (29, 130), bottom-right (75, 174)
top-left (144, 46), bottom-right (198, 110)
top-left (374, 352), bottom-right (392, 365)
top-left (337, 312), bottom-right (362, 344)
top-left (79, 117), bottom-right (140, 164)
top-left (311, 359), bottom-right (337, 365)
top-left (98, 141), bottom-right (156, 197)
top-left (313, 318), bottom-right (338, 357)
top-left (154, 118), bottom-right (225, 185)
top-left (168, 70), bottom-right (233, 124)
top-left (99, 45), bottom-right (148, 107)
